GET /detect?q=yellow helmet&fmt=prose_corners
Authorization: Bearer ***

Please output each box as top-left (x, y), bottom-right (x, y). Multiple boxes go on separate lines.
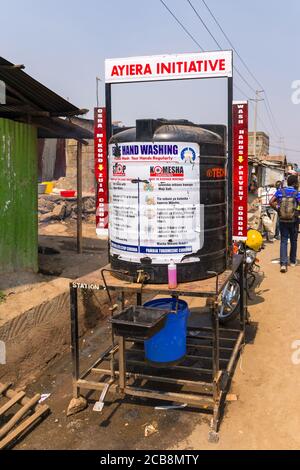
top-left (246, 230), bottom-right (263, 252)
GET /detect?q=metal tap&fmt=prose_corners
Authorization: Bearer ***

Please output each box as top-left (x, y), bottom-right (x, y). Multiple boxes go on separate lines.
top-left (137, 270), bottom-right (150, 285)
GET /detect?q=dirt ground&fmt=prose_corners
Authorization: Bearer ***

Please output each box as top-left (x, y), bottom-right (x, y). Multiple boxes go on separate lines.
top-left (176, 240), bottom-right (300, 450)
top-left (0, 220), bottom-right (110, 386)
top-left (0, 220), bottom-right (108, 298)
top-left (8, 240), bottom-right (300, 450)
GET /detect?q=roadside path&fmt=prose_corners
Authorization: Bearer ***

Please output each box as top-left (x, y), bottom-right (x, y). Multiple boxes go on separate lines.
top-left (176, 241), bottom-right (300, 450)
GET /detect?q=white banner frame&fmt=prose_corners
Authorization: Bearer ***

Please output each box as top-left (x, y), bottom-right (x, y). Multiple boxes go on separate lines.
top-left (105, 51), bottom-right (233, 84)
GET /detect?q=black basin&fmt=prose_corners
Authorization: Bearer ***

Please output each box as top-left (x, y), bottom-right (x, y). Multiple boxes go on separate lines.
top-left (110, 306), bottom-right (168, 340)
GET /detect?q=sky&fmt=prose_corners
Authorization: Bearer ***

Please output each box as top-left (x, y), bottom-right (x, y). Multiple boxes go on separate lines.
top-left (1, 0), bottom-right (300, 162)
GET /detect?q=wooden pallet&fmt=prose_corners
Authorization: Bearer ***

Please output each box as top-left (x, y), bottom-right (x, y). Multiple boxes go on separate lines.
top-left (0, 383), bottom-right (50, 450)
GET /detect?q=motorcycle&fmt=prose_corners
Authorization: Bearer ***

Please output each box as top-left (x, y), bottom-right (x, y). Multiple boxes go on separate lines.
top-left (218, 239), bottom-right (261, 325)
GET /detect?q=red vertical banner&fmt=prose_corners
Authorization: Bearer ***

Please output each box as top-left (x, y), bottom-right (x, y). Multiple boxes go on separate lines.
top-left (94, 107), bottom-right (109, 236)
top-left (233, 101), bottom-right (249, 241)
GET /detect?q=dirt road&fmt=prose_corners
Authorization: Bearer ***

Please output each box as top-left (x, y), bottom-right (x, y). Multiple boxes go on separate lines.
top-left (15, 241), bottom-right (300, 450)
top-left (177, 240), bottom-right (300, 450)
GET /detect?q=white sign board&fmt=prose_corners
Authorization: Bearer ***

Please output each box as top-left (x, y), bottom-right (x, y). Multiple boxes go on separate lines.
top-left (261, 167), bottom-right (285, 188)
top-left (105, 51), bottom-right (233, 83)
top-left (109, 142), bottom-right (203, 264)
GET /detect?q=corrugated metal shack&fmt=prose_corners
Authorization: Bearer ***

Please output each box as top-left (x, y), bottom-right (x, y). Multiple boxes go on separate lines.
top-left (0, 119), bottom-right (38, 272)
top-left (0, 57), bottom-right (93, 273)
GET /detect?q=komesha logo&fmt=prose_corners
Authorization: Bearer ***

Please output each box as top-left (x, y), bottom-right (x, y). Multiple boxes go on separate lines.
top-left (181, 147), bottom-right (197, 163)
top-left (150, 165), bottom-right (184, 177)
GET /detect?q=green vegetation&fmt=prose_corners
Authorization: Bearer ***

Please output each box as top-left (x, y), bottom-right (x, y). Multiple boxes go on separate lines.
top-left (0, 291), bottom-right (6, 304)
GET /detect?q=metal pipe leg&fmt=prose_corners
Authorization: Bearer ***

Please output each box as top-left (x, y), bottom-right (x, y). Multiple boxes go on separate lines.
top-left (212, 299), bottom-right (220, 378)
top-left (118, 337), bottom-right (126, 394)
top-left (70, 285), bottom-right (80, 399)
top-left (238, 260), bottom-right (246, 331)
top-left (211, 298), bottom-right (221, 438)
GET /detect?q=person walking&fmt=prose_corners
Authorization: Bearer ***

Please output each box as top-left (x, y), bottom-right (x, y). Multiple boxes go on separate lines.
top-left (274, 180), bottom-right (283, 240)
top-left (270, 175), bottom-right (300, 273)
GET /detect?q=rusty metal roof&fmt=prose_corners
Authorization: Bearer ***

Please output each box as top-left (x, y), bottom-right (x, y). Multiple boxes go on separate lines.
top-left (35, 116), bottom-right (94, 140)
top-left (264, 155), bottom-right (287, 165)
top-left (0, 57), bottom-right (87, 118)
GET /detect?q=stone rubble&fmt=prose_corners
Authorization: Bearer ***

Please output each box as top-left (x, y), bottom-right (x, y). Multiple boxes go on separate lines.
top-left (38, 195), bottom-right (95, 223)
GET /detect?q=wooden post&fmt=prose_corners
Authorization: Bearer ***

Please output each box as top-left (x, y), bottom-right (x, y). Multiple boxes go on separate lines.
top-left (118, 337), bottom-right (126, 393)
top-left (77, 140), bottom-right (83, 254)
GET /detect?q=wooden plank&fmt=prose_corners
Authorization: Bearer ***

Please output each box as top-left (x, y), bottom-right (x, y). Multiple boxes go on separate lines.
top-left (0, 394), bottom-right (40, 439)
top-left (78, 255), bottom-right (243, 297)
top-left (99, 270), bottom-right (232, 296)
top-left (0, 391), bottom-right (26, 417)
top-left (92, 368), bottom-right (214, 393)
top-left (0, 383), bottom-right (12, 396)
top-left (0, 405), bottom-right (49, 450)
top-left (4, 388), bottom-right (48, 413)
top-left (125, 386), bottom-right (214, 409)
top-left (77, 379), bottom-right (118, 393)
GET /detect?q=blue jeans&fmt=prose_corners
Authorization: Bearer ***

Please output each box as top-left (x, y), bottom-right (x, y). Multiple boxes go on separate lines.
top-left (275, 215), bottom-right (280, 238)
top-left (280, 221), bottom-right (299, 265)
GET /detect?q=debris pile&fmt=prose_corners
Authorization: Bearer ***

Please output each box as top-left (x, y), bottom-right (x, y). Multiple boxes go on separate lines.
top-left (38, 195), bottom-right (95, 223)
top-left (0, 382), bottom-right (50, 450)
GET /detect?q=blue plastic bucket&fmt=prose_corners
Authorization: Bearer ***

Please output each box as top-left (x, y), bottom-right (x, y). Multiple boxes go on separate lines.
top-left (144, 298), bottom-right (190, 364)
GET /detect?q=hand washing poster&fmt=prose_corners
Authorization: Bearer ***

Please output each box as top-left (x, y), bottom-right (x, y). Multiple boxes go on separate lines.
top-left (109, 142), bottom-right (203, 264)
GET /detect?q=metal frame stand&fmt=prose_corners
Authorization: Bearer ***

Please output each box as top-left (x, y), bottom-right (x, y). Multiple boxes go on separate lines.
top-left (69, 255), bottom-right (247, 442)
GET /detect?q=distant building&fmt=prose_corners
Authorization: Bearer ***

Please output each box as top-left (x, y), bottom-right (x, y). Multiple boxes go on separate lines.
top-left (38, 118), bottom-right (126, 194)
top-left (263, 155), bottom-right (287, 169)
top-left (248, 131), bottom-right (270, 159)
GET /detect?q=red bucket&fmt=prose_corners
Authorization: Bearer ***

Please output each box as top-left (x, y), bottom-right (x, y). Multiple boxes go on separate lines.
top-left (60, 190), bottom-right (76, 198)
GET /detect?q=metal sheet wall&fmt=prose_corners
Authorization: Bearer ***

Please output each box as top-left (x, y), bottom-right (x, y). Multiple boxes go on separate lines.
top-left (0, 118), bottom-right (38, 272)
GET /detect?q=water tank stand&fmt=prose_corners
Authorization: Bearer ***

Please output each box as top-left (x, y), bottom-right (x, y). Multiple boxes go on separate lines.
top-left (68, 254), bottom-right (247, 441)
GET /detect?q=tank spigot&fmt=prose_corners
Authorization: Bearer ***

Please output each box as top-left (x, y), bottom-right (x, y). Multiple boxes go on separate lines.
top-left (137, 270), bottom-right (150, 285)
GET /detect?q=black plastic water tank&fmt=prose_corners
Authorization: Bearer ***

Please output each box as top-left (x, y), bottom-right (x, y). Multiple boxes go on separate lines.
top-left (108, 118), bottom-right (227, 284)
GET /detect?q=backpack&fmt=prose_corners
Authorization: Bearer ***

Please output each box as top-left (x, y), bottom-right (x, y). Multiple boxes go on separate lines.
top-left (278, 188), bottom-right (298, 222)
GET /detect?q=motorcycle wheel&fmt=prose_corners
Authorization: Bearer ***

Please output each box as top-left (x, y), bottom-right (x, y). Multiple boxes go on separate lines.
top-left (218, 278), bottom-right (241, 325)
